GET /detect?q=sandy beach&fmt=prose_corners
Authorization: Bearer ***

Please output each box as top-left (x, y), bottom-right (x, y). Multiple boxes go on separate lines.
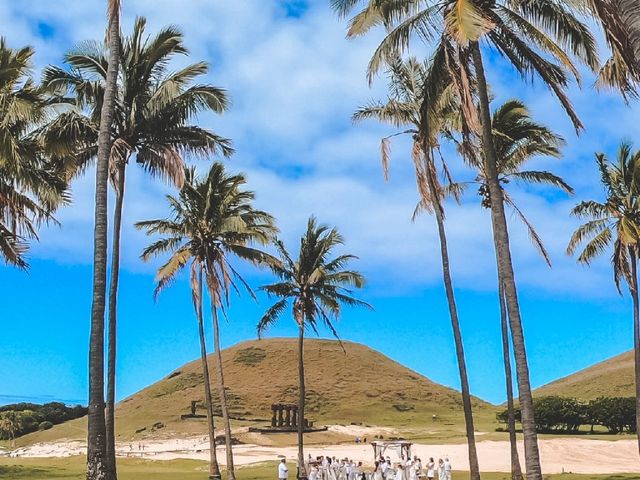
top-left (7, 430), bottom-right (638, 474)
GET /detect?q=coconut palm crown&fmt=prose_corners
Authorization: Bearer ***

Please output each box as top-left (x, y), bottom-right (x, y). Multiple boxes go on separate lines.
top-left (41, 16), bottom-right (233, 181)
top-left (567, 143), bottom-right (640, 289)
top-left (137, 163), bottom-right (277, 302)
top-left (0, 38), bottom-right (68, 268)
top-left (473, 99), bottom-right (572, 265)
top-left (333, 0), bottom-right (599, 131)
top-left (257, 216), bottom-right (370, 338)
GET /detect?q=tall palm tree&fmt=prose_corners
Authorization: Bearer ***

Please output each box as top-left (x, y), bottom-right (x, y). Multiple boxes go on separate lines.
top-left (139, 184), bottom-right (223, 480)
top-left (87, 1), bottom-right (120, 478)
top-left (332, 3), bottom-right (598, 477)
top-left (42, 18), bottom-right (233, 475)
top-left (352, 56), bottom-right (481, 480)
top-left (257, 216), bottom-right (370, 480)
top-left (0, 39), bottom-right (68, 268)
top-left (137, 163), bottom-right (277, 480)
top-left (567, 142), bottom-right (640, 454)
top-left (474, 99), bottom-right (570, 480)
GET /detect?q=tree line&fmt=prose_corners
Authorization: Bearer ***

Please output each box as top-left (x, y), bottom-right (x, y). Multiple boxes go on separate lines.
top-left (3, 2), bottom-right (640, 480)
top-left (0, 402), bottom-right (87, 443)
top-left (498, 396), bottom-right (637, 435)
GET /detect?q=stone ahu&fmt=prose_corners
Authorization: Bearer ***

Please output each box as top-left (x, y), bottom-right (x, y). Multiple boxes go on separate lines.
top-left (248, 403), bottom-right (327, 433)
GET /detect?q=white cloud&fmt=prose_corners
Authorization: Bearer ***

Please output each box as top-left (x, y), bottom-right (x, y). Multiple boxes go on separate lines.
top-left (6, 0), bottom-right (635, 300)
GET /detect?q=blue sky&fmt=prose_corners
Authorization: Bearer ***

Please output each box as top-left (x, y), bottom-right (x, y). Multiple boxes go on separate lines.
top-left (0, 0), bottom-right (638, 406)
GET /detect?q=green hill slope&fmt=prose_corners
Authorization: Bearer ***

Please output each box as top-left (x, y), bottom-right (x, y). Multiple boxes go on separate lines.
top-left (534, 350), bottom-right (635, 400)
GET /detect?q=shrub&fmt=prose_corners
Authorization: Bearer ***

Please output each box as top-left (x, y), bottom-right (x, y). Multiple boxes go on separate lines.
top-left (38, 421), bottom-right (53, 431)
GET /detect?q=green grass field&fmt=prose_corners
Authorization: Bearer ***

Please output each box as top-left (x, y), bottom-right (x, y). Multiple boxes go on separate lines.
top-left (1, 457), bottom-right (639, 480)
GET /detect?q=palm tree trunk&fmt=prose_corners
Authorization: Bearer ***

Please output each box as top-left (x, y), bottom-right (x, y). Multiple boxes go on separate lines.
top-left (422, 142), bottom-right (480, 480)
top-left (296, 310), bottom-right (308, 480)
top-left (211, 305), bottom-right (235, 480)
top-left (105, 163), bottom-right (125, 480)
top-left (499, 281), bottom-right (523, 480)
top-left (195, 268), bottom-right (222, 480)
top-left (470, 41), bottom-right (542, 480)
top-left (628, 246), bottom-right (640, 453)
top-left (88, 3), bottom-right (119, 480)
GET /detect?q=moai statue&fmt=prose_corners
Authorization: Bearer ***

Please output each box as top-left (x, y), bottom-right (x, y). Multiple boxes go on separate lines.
top-left (271, 404), bottom-right (278, 427)
top-left (191, 401), bottom-right (197, 416)
top-left (292, 406), bottom-right (298, 428)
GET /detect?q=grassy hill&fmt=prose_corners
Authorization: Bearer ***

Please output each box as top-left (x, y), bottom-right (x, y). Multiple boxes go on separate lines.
top-left (18, 338), bottom-right (498, 445)
top-left (534, 350), bottom-right (635, 400)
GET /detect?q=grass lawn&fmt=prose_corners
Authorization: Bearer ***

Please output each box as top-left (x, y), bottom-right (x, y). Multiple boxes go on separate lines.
top-left (1, 457), bottom-right (640, 480)
top-left (0, 457), bottom-right (276, 480)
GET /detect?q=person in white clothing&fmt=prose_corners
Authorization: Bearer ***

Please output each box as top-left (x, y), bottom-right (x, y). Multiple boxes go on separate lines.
top-left (309, 463), bottom-right (319, 480)
top-left (437, 459), bottom-right (445, 480)
top-left (414, 457), bottom-right (422, 478)
top-left (385, 460), bottom-right (394, 480)
top-left (279, 459), bottom-right (289, 480)
top-left (443, 458), bottom-right (452, 480)
top-left (345, 460), bottom-right (352, 480)
top-left (394, 464), bottom-right (405, 480)
top-left (373, 461), bottom-right (383, 480)
top-left (408, 462), bottom-right (417, 480)
top-left (426, 458), bottom-right (435, 480)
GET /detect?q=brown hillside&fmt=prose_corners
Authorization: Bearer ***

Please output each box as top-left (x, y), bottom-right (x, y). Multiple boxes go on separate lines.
top-left (534, 350), bottom-right (635, 400)
top-left (113, 338), bottom-right (493, 437)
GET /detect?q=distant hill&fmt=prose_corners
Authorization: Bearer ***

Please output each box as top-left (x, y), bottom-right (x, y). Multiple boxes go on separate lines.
top-left (18, 338), bottom-right (498, 445)
top-left (534, 350), bottom-right (635, 400)
top-left (115, 338), bottom-right (492, 432)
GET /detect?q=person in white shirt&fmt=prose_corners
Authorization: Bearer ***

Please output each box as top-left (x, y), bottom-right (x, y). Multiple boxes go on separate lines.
top-left (437, 459), bottom-right (445, 480)
top-left (443, 458), bottom-right (452, 480)
top-left (409, 460), bottom-right (417, 480)
top-left (426, 458), bottom-right (435, 480)
top-left (309, 463), bottom-right (319, 480)
top-left (413, 457), bottom-right (422, 477)
top-left (385, 460), bottom-right (394, 480)
top-left (395, 464), bottom-right (405, 480)
top-left (279, 459), bottom-right (289, 480)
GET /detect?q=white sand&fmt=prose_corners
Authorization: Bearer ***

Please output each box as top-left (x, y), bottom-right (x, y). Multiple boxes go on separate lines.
top-left (9, 435), bottom-right (639, 474)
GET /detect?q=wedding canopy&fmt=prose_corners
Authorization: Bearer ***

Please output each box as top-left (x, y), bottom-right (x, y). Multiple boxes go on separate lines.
top-left (371, 440), bottom-right (413, 462)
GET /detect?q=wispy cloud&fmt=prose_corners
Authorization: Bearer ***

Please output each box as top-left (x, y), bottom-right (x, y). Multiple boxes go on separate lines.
top-left (6, 0), bottom-right (635, 300)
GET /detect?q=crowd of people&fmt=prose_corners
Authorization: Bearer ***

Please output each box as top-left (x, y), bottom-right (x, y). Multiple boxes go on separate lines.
top-left (277, 455), bottom-right (453, 480)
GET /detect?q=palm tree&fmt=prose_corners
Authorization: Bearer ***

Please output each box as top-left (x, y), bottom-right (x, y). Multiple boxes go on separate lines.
top-left (257, 216), bottom-right (370, 480)
top-left (332, 3), bottom-right (599, 477)
top-left (585, 0), bottom-right (640, 96)
top-left (137, 163), bottom-right (276, 480)
top-left (352, 56), bottom-right (481, 480)
top-left (0, 39), bottom-right (68, 268)
top-left (140, 188), bottom-right (222, 480)
top-left (471, 99), bottom-right (572, 264)
top-left (474, 99), bottom-right (570, 480)
top-left (0, 411), bottom-right (20, 448)
top-left (86, 1), bottom-right (120, 479)
top-left (567, 142), bottom-right (640, 454)
top-left (41, 18), bottom-right (233, 475)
